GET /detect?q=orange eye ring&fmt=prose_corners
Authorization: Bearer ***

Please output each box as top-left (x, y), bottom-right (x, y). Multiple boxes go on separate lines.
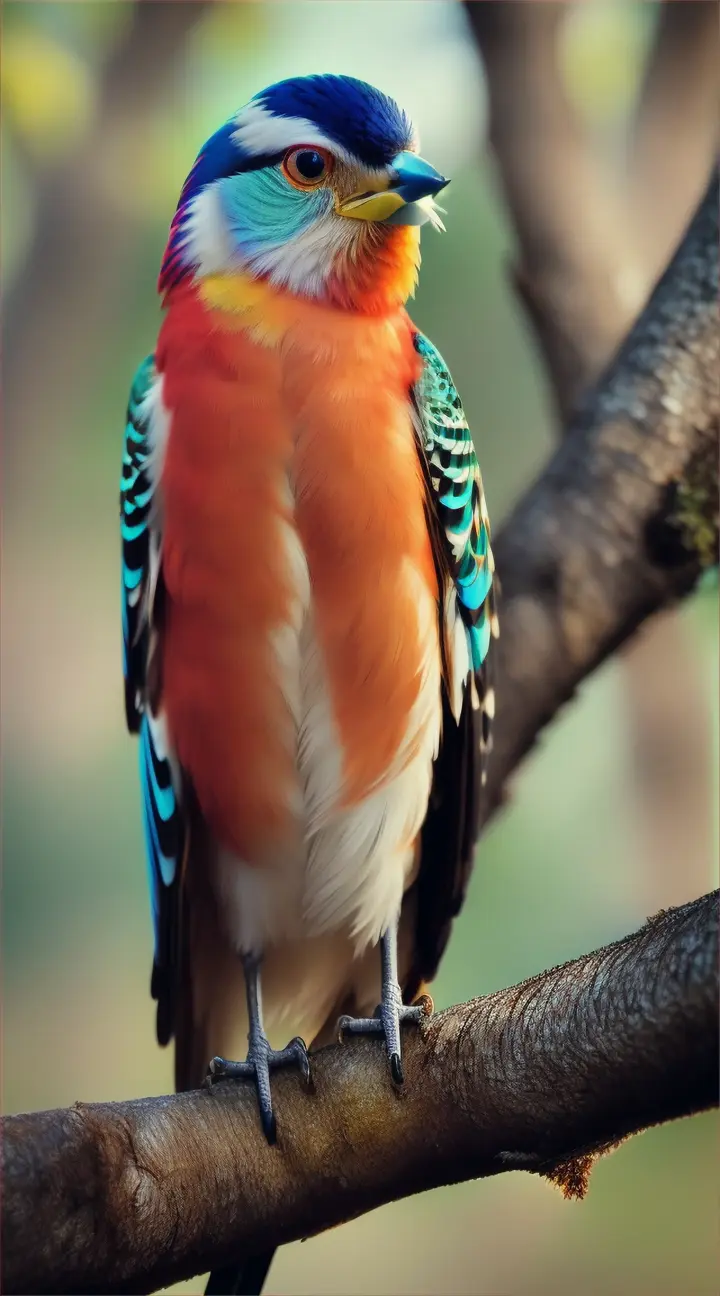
top-left (282, 146), bottom-right (333, 189)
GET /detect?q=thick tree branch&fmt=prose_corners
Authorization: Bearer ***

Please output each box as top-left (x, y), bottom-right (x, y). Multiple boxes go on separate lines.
top-left (484, 171), bottom-right (719, 820)
top-left (3, 893), bottom-right (717, 1296)
top-left (467, 1), bottom-right (719, 895)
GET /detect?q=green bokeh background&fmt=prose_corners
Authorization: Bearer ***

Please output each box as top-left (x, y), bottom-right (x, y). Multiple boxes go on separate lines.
top-left (3, 3), bottom-right (718, 1294)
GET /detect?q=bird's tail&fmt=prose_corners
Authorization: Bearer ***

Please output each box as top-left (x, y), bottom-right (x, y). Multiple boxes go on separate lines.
top-left (205, 1250), bottom-right (276, 1296)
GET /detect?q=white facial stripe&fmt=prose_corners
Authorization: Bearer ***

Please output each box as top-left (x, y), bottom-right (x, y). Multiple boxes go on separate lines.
top-left (182, 187), bottom-right (235, 277)
top-left (232, 100), bottom-right (386, 174)
top-left (233, 101), bottom-right (353, 165)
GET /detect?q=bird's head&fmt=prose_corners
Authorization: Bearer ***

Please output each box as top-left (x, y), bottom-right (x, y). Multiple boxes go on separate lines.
top-left (159, 74), bottom-right (448, 312)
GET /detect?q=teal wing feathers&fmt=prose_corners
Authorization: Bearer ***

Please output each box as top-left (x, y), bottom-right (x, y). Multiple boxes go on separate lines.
top-left (412, 331), bottom-right (497, 748)
top-left (408, 330), bottom-right (498, 990)
top-left (121, 356), bottom-right (185, 1045)
top-left (121, 355), bottom-right (156, 732)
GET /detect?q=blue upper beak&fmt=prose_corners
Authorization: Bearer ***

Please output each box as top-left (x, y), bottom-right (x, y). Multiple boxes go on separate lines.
top-left (389, 152), bottom-right (449, 203)
top-left (336, 150), bottom-right (449, 225)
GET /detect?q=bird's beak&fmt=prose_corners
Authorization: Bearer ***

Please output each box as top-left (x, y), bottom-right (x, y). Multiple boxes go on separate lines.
top-left (337, 151), bottom-right (449, 224)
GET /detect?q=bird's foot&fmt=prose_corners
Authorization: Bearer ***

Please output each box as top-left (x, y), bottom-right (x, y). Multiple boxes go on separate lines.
top-left (337, 990), bottom-right (433, 1085)
top-left (205, 1033), bottom-right (310, 1144)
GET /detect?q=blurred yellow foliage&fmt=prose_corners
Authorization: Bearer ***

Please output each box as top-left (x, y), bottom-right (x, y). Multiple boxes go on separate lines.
top-left (193, 0), bottom-right (268, 66)
top-left (559, 0), bottom-right (652, 128)
top-left (2, 27), bottom-right (96, 161)
top-left (95, 106), bottom-right (188, 224)
top-left (96, 2), bottom-right (269, 225)
top-left (49, 0), bottom-right (133, 59)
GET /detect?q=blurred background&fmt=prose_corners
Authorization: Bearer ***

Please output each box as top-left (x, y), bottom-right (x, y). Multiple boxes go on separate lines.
top-left (2, 2), bottom-right (718, 1294)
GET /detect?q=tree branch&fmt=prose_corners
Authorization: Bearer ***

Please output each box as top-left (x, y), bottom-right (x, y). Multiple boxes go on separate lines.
top-left (2, 893), bottom-right (717, 1295)
top-left (467, 1), bottom-right (719, 419)
top-left (484, 170), bottom-right (719, 820)
top-left (466, 1), bottom-right (641, 421)
top-left (466, 0), bottom-right (719, 899)
top-left (630, 0), bottom-right (720, 279)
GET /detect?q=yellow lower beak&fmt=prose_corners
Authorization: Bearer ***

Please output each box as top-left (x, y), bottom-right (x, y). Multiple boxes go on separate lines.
top-left (335, 153), bottom-right (448, 225)
top-left (336, 190), bottom-right (407, 221)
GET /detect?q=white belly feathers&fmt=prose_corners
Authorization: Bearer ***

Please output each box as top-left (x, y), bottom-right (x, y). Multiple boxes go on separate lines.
top-left (214, 498), bottom-right (442, 960)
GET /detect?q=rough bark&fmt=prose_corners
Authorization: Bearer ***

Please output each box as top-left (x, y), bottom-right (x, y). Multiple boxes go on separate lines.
top-left (467, 2), bottom-right (719, 892)
top-left (3, 893), bottom-right (717, 1296)
top-left (483, 170), bottom-right (719, 821)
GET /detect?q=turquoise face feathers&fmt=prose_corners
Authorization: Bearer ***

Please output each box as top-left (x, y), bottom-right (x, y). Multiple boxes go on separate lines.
top-left (159, 73), bottom-right (448, 302)
top-left (218, 163), bottom-right (334, 259)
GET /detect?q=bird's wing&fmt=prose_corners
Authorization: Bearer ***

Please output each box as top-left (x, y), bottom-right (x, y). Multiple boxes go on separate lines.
top-left (407, 330), bottom-right (498, 994)
top-left (121, 355), bottom-right (187, 1047)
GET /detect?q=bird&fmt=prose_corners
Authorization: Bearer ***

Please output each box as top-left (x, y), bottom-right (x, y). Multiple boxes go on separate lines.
top-left (120, 73), bottom-right (496, 1296)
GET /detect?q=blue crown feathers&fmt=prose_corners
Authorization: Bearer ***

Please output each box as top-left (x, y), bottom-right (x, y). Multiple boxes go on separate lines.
top-left (254, 75), bottom-right (414, 168)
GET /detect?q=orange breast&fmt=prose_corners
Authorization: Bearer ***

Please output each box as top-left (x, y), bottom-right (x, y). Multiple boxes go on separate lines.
top-left (284, 315), bottom-right (437, 804)
top-left (157, 282), bottom-right (437, 860)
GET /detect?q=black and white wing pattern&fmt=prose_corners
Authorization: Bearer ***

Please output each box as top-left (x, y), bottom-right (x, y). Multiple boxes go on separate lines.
top-left (408, 330), bottom-right (498, 991)
top-left (121, 354), bottom-right (186, 1045)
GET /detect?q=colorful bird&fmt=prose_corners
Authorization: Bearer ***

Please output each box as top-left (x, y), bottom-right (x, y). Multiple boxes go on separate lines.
top-left (121, 74), bottom-right (496, 1296)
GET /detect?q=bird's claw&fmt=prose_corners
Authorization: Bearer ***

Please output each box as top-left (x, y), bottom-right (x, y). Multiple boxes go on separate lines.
top-left (337, 992), bottom-right (433, 1085)
top-left (205, 1034), bottom-right (310, 1144)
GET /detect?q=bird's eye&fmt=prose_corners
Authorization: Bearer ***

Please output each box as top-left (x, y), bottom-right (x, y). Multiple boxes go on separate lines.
top-left (282, 147), bottom-right (332, 188)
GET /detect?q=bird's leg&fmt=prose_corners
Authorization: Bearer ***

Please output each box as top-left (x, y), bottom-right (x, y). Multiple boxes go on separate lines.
top-left (205, 954), bottom-right (310, 1145)
top-left (337, 920), bottom-right (433, 1086)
